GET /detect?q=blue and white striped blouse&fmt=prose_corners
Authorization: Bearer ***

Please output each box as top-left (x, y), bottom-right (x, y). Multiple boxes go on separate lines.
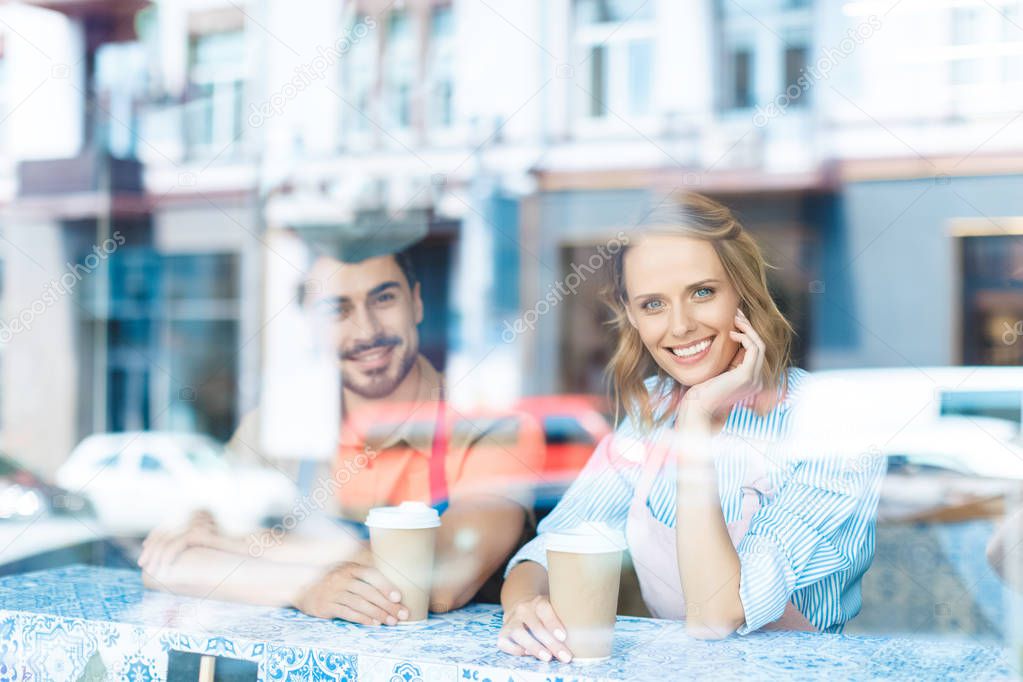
top-left (507, 367), bottom-right (886, 635)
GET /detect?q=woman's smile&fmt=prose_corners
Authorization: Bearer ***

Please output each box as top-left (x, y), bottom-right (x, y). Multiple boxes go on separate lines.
top-left (664, 335), bottom-right (715, 365)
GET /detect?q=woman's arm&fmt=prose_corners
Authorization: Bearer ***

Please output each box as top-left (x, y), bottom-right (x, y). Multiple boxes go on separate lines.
top-left (495, 434), bottom-right (636, 662)
top-left (500, 558), bottom-right (550, 610)
top-left (671, 424), bottom-right (747, 639)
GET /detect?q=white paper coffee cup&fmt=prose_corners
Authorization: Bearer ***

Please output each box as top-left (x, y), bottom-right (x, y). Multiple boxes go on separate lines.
top-left (365, 501), bottom-right (441, 530)
top-left (545, 522), bottom-right (627, 554)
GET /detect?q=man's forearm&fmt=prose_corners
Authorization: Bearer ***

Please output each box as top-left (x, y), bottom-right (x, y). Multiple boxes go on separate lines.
top-left (142, 547), bottom-right (324, 608)
top-left (430, 496), bottom-right (526, 611)
top-left (250, 531), bottom-right (367, 567)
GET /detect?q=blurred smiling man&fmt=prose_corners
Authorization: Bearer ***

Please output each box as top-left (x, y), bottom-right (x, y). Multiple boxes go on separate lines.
top-left (318, 251), bottom-right (422, 402)
top-left (139, 237), bottom-right (544, 626)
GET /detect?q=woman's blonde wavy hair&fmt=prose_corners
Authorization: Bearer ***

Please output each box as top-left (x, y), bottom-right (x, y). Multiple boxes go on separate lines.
top-left (604, 192), bottom-right (795, 430)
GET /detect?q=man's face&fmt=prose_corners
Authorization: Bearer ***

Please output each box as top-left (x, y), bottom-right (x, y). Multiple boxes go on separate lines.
top-left (306, 254), bottom-right (422, 400)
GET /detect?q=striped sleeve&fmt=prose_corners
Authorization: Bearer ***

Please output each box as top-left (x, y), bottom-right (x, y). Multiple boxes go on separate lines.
top-left (504, 432), bottom-right (639, 577)
top-left (734, 453), bottom-right (885, 634)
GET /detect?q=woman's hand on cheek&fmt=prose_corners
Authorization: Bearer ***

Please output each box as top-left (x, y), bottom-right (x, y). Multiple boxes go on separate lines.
top-left (676, 310), bottom-right (765, 430)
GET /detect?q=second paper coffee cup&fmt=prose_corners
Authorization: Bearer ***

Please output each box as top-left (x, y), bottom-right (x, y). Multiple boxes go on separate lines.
top-left (365, 501), bottom-right (441, 623)
top-left (546, 522), bottom-right (627, 662)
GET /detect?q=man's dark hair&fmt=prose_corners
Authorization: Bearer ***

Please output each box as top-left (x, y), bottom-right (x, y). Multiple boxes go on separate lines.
top-left (297, 248), bottom-right (418, 305)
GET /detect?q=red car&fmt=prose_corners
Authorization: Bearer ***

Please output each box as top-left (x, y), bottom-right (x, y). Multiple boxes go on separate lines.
top-left (514, 395), bottom-right (613, 506)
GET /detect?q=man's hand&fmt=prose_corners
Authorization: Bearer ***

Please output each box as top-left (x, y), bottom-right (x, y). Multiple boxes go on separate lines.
top-left (292, 561), bottom-right (410, 625)
top-left (139, 510), bottom-right (244, 579)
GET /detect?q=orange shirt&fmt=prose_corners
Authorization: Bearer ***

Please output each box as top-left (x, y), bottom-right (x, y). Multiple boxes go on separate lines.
top-left (334, 356), bottom-right (545, 519)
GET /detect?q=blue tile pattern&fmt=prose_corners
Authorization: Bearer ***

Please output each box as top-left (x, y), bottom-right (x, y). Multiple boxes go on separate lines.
top-left (0, 565), bottom-right (1014, 681)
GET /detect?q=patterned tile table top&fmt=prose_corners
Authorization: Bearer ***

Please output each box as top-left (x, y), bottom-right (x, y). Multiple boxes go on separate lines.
top-left (0, 565), bottom-right (1015, 681)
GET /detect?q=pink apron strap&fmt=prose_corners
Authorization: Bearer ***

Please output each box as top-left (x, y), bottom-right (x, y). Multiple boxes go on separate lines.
top-left (632, 432), bottom-right (671, 507)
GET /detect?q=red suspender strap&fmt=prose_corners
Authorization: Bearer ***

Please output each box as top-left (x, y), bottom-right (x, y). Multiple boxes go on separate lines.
top-left (428, 392), bottom-right (449, 507)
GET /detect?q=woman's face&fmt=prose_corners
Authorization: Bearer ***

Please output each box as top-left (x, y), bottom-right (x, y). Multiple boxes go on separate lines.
top-left (623, 233), bottom-right (742, 387)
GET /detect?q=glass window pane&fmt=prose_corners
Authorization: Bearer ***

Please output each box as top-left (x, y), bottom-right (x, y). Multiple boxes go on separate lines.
top-left (139, 454), bottom-right (164, 472)
top-left (730, 48), bottom-right (753, 109)
top-left (431, 5), bottom-right (453, 36)
top-left (589, 45), bottom-right (608, 116)
top-left (575, 0), bottom-right (655, 25)
top-left (628, 40), bottom-right (653, 115)
top-left (784, 44), bottom-right (809, 106)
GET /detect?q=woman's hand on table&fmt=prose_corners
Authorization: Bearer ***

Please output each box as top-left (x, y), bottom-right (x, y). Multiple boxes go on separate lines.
top-left (138, 510), bottom-right (242, 579)
top-left (498, 595), bottom-right (572, 663)
top-left (292, 561), bottom-right (409, 626)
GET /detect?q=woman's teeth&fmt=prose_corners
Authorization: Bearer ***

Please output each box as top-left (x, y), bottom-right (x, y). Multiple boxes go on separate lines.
top-left (671, 338), bottom-right (712, 358)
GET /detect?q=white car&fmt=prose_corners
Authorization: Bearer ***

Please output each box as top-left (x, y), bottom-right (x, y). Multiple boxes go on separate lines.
top-left (786, 366), bottom-right (1023, 478)
top-left (56, 432), bottom-right (297, 536)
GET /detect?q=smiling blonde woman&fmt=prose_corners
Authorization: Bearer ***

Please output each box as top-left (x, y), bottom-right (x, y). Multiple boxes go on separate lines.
top-left (497, 193), bottom-right (885, 662)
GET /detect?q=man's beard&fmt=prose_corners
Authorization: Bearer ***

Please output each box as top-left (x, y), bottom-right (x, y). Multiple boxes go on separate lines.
top-left (341, 340), bottom-right (418, 400)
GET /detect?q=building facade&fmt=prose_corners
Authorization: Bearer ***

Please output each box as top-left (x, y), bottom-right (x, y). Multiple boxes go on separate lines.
top-left (0, 0), bottom-right (1021, 473)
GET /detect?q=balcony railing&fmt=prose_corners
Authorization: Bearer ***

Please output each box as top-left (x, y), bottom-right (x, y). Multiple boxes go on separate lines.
top-left (137, 82), bottom-right (247, 165)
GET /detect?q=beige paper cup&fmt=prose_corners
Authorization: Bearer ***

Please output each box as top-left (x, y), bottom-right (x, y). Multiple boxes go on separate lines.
top-left (366, 501), bottom-right (441, 623)
top-left (546, 523), bottom-right (626, 662)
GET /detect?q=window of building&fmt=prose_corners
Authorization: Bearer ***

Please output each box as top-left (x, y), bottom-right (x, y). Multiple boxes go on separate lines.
top-left (1002, 2), bottom-right (1023, 83)
top-left (575, 0), bottom-right (655, 24)
top-left (783, 42), bottom-right (810, 106)
top-left (385, 10), bottom-right (416, 130)
top-left (186, 30), bottom-right (246, 158)
top-left (428, 5), bottom-right (455, 130)
top-left (573, 0), bottom-right (656, 120)
top-left (960, 234), bottom-right (1023, 366)
top-left (726, 46), bottom-right (754, 109)
top-left (107, 249), bottom-right (240, 441)
top-left (0, 33), bottom-right (7, 126)
top-left (342, 16), bottom-right (378, 140)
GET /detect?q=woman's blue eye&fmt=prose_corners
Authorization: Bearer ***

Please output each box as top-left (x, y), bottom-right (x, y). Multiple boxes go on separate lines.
top-left (694, 287), bottom-right (714, 299)
top-left (641, 299), bottom-right (664, 311)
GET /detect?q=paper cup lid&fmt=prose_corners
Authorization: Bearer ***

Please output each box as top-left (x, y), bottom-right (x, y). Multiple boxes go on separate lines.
top-left (545, 522), bottom-right (627, 554)
top-left (365, 501), bottom-right (441, 529)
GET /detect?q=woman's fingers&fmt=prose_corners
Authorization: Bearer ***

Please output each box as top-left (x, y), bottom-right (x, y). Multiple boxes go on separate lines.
top-left (735, 311), bottom-right (767, 361)
top-left (534, 599), bottom-right (568, 643)
top-left (524, 615), bottom-right (571, 662)
top-left (728, 330), bottom-right (757, 363)
top-left (508, 625), bottom-right (554, 662)
top-left (534, 600), bottom-right (571, 661)
top-left (497, 635), bottom-right (526, 656)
